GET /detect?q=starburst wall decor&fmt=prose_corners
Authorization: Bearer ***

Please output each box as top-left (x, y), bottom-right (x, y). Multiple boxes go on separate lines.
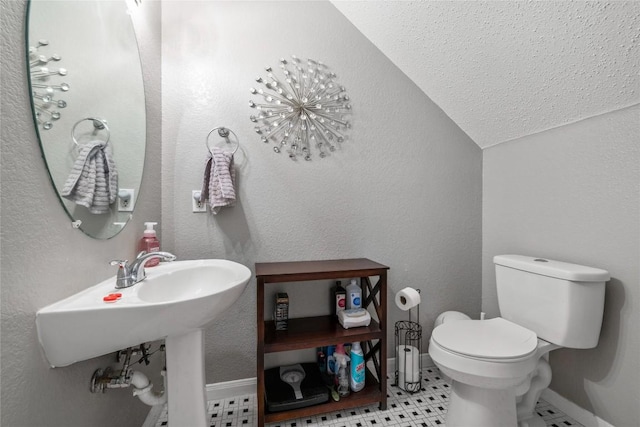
top-left (249, 55), bottom-right (351, 161)
top-left (29, 39), bottom-right (69, 130)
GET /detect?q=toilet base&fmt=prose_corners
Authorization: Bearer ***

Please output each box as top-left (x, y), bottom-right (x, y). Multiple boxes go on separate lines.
top-left (516, 356), bottom-right (553, 427)
top-left (446, 380), bottom-right (517, 427)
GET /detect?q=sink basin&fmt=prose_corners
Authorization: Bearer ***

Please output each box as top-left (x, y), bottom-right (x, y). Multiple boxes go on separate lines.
top-left (36, 259), bottom-right (251, 368)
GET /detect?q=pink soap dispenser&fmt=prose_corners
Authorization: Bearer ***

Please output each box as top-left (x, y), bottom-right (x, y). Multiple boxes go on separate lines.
top-left (138, 222), bottom-right (160, 267)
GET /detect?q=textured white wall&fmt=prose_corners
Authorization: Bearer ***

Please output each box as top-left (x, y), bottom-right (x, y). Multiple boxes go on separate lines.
top-left (332, 1), bottom-right (640, 148)
top-left (161, 0), bottom-right (482, 383)
top-left (0, 1), bottom-right (162, 426)
top-left (482, 105), bottom-right (640, 427)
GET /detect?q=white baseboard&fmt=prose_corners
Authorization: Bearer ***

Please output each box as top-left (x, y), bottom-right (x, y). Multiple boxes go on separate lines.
top-left (141, 404), bottom-right (164, 427)
top-left (541, 389), bottom-right (615, 427)
top-left (141, 378), bottom-right (258, 427)
top-left (206, 377), bottom-right (257, 401)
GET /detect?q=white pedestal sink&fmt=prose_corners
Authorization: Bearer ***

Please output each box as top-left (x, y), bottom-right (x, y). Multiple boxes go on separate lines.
top-left (36, 259), bottom-right (251, 427)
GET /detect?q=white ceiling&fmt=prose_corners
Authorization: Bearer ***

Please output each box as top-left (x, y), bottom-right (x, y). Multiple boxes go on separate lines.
top-left (331, 1), bottom-right (640, 148)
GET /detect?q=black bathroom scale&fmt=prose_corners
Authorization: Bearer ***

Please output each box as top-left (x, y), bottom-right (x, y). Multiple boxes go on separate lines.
top-left (264, 362), bottom-right (329, 412)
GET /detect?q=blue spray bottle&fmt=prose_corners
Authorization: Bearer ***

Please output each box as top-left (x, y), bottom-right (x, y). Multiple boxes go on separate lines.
top-left (350, 341), bottom-right (365, 392)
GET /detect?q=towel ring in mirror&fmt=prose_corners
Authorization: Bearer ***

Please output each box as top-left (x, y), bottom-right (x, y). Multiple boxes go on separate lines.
top-left (71, 117), bottom-right (110, 146)
top-left (206, 127), bottom-right (239, 155)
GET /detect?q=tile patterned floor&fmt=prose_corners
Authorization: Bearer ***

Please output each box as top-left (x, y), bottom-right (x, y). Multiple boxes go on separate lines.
top-left (153, 366), bottom-right (583, 427)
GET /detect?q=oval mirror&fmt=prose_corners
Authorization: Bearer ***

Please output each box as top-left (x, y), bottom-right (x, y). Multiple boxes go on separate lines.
top-left (27, 0), bottom-right (146, 239)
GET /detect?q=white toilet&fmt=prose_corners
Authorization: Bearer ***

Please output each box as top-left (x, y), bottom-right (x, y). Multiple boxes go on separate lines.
top-left (429, 255), bottom-right (609, 427)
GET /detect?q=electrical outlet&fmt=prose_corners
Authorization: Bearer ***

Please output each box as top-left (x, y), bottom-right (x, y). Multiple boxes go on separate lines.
top-left (117, 189), bottom-right (134, 212)
top-left (192, 190), bottom-right (207, 212)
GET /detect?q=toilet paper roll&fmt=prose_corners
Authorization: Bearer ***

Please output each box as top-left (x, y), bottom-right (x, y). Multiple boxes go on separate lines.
top-left (395, 287), bottom-right (421, 311)
top-left (397, 345), bottom-right (420, 389)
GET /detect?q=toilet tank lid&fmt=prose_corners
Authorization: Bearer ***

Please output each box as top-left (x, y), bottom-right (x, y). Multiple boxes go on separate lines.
top-left (494, 255), bottom-right (610, 282)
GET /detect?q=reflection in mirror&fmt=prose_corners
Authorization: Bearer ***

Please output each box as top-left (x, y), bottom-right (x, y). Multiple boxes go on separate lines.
top-left (27, 0), bottom-right (146, 239)
top-left (29, 39), bottom-right (69, 130)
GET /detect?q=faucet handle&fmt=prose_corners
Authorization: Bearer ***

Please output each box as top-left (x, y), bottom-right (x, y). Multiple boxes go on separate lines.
top-left (110, 260), bottom-right (132, 289)
top-left (110, 259), bottom-right (130, 276)
top-left (110, 259), bottom-right (129, 269)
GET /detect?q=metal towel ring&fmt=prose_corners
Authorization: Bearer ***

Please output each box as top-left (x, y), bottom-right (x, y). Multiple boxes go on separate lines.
top-left (71, 117), bottom-right (110, 146)
top-left (206, 127), bottom-right (239, 155)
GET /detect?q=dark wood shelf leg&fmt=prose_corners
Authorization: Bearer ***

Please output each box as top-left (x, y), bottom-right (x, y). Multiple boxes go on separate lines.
top-left (257, 277), bottom-right (265, 427)
top-left (361, 273), bottom-right (388, 411)
top-left (380, 272), bottom-right (387, 410)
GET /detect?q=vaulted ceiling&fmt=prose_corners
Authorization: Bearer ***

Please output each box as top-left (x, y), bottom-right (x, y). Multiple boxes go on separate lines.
top-left (332, 1), bottom-right (640, 148)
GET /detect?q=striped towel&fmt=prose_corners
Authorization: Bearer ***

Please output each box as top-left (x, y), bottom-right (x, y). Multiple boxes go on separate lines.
top-left (200, 147), bottom-right (236, 214)
top-left (61, 140), bottom-right (118, 214)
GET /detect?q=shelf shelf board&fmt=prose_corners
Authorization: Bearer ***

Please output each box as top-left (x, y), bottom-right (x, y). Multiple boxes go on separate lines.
top-left (256, 258), bottom-right (389, 283)
top-left (264, 315), bottom-right (383, 353)
top-left (264, 371), bottom-right (382, 423)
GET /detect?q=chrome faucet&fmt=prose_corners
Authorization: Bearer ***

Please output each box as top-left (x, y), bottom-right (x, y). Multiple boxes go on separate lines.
top-left (110, 251), bottom-right (177, 289)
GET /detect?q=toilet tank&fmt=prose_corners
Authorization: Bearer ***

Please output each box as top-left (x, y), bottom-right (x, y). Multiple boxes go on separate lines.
top-left (494, 255), bottom-right (610, 349)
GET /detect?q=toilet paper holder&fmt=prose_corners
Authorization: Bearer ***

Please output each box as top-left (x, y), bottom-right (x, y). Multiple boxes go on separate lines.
top-left (394, 288), bottom-right (422, 393)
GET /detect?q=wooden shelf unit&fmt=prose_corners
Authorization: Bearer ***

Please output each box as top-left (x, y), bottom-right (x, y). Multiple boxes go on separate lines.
top-left (255, 258), bottom-right (389, 426)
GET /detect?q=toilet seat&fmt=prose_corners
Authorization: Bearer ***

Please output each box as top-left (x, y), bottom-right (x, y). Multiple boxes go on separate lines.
top-left (431, 317), bottom-right (538, 361)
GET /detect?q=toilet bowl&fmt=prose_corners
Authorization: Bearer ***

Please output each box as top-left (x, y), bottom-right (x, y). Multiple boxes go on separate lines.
top-left (431, 318), bottom-right (538, 386)
top-left (428, 255), bottom-right (609, 427)
top-left (430, 318), bottom-right (542, 426)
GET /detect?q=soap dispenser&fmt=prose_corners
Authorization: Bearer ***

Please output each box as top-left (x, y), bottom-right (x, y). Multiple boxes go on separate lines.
top-left (138, 222), bottom-right (160, 267)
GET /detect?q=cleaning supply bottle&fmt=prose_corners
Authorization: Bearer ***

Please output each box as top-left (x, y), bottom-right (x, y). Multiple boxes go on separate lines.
top-left (346, 279), bottom-right (361, 310)
top-left (326, 345), bottom-right (337, 377)
top-left (333, 280), bottom-right (346, 317)
top-left (333, 343), bottom-right (347, 377)
top-left (317, 347), bottom-right (327, 374)
top-left (138, 222), bottom-right (160, 267)
top-left (350, 341), bottom-right (365, 392)
top-left (334, 351), bottom-right (351, 397)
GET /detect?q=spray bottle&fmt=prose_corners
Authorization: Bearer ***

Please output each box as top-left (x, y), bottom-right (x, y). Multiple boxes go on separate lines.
top-left (350, 341), bottom-right (365, 392)
top-left (334, 351), bottom-right (351, 397)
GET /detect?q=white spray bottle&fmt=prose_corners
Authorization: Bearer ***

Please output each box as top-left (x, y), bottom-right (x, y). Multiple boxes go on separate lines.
top-left (334, 352), bottom-right (351, 397)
